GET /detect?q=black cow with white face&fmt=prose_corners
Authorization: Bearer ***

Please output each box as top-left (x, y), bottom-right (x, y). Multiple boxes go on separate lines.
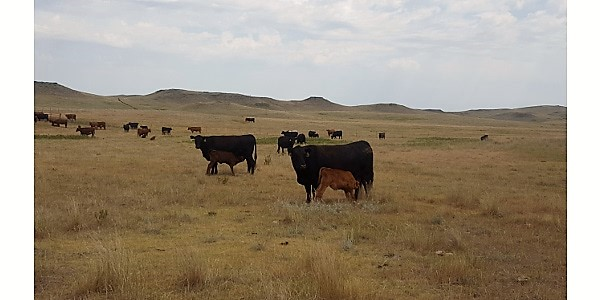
top-left (277, 136), bottom-right (295, 154)
top-left (290, 141), bottom-right (374, 203)
top-left (190, 134), bottom-right (257, 174)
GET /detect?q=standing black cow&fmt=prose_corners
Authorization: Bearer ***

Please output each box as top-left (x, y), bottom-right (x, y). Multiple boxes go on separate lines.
top-left (128, 122), bottom-right (139, 129)
top-left (277, 136), bottom-right (295, 154)
top-left (190, 135), bottom-right (257, 174)
top-left (308, 131), bottom-right (319, 138)
top-left (378, 132), bottom-right (386, 139)
top-left (123, 124), bottom-right (130, 132)
top-left (330, 130), bottom-right (343, 139)
top-left (290, 141), bottom-right (374, 203)
top-left (296, 133), bottom-right (306, 144)
top-left (162, 127), bottom-right (173, 135)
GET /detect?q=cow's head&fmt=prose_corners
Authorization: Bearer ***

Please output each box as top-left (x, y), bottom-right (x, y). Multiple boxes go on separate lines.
top-left (290, 146), bottom-right (311, 170)
top-left (190, 135), bottom-right (206, 149)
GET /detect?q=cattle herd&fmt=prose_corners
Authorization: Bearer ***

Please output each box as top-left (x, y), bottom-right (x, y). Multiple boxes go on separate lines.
top-left (35, 110), bottom-right (383, 203)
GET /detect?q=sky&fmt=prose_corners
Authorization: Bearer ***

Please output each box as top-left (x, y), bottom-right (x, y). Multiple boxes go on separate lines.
top-left (33, 0), bottom-right (566, 112)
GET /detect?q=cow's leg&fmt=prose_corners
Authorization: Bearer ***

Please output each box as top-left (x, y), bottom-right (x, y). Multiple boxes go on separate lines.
top-left (206, 162), bottom-right (213, 175)
top-left (229, 164), bottom-right (235, 175)
top-left (246, 157), bottom-right (256, 174)
top-left (211, 164), bottom-right (218, 174)
top-left (304, 185), bottom-right (313, 203)
top-left (315, 184), bottom-right (327, 201)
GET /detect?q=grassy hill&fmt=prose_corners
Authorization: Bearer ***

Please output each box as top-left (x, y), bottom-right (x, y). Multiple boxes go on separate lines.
top-left (34, 81), bottom-right (566, 122)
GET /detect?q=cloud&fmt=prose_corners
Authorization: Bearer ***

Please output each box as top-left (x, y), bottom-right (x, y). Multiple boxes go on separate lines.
top-left (387, 58), bottom-right (421, 71)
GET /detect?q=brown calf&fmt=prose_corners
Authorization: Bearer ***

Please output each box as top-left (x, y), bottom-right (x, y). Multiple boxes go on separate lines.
top-left (326, 129), bottom-right (336, 137)
top-left (89, 121), bottom-right (106, 129)
top-left (188, 126), bottom-right (202, 133)
top-left (76, 126), bottom-right (95, 137)
top-left (137, 127), bottom-right (151, 138)
top-left (315, 167), bottom-right (360, 201)
top-left (65, 113), bottom-right (77, 121)
top-left (206, 150), bottom-right (245, 175)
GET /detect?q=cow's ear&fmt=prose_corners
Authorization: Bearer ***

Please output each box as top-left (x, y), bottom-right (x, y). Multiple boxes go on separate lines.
top-left (304, 149), bottom-right (311, 158)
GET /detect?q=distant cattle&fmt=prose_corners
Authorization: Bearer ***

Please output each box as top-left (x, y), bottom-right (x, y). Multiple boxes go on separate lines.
top-left (89, 122), bottom-right (106, 129)
top-left (34, 112), bottom-right (49, 122)
top-left (315, 167), bottom-right (360, 201)
top-left (296, 133), bottom-right (306, 144)
top-left (330, 130), bottom-right (342, 139)
top-left (308, 131), bottom-right (319, 138)
top-left (277, 136), bottom-right (295, 154)
top-left (137, 127), bottom-right (151, 138)
top-left (150, 136), bottom-right (156, 141)
top-left (76, 126), bottom-right (95, 137)
top-left (281, 130), bottom-right (298, 139)
top-left (326, 129), bottom-right (336, 137)
top-left (65, 114), bottom-right (77, 121)
top-left (245, 117), bottom-right (255, 123)
top-left (378, 132), bottom-right (386, 139)
top-left (162, 127), bottom-right (173, 135)
top-left (206, 150), bottom-right (246, 175)
top-left (127, 122), bottom-right (139, 129)
top-left (481, 134), bottom-right (489, 141)
top-left (290, 141), bottom-right (374, 203)
top-left (49, 116), bottom-right (68, 128)
top-left (190, 134), bottom-right (257, 174)
top-left (123, 124), bottom-right (130, 132)
top-left (188, 126), bottom-right (202, 133)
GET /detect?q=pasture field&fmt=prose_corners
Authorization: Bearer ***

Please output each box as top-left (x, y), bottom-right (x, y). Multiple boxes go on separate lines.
top-left (34, 108), bottom-right (566, 299)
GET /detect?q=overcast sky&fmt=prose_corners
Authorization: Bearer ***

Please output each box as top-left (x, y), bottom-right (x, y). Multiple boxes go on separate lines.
top-left (34, 0), bottom-right (566, 111)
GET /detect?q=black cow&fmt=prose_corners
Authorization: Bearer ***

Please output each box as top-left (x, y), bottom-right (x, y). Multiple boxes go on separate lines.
top-left (330, 130), bottom-right (343, 139)
top-left (481, 134), bottom-right (489, 141)
top-left (190, 134), bottom-right (258, 174)
top-left (162, 127), bottom-right (172, 135)
top-left (296, 133), bottom-right (306, 144)
top-left (128, 122), bottom-right (139, 129)
top-left (378, 132), bottom-right (386, 139)
top-left (281, 130), bottom-right (299, 139)
top-left (245, 117), bottom-right (255, 123)
top-left (123, 124), bottom-right (130, 132)
top-left (308, 131), bottom-right (319, 138)
top-left (35, 112), bottom-right (49, 121)
top-left (277, 136), bottom-right (295, 154)
top-left (290, 141), bottom-right (374, 203)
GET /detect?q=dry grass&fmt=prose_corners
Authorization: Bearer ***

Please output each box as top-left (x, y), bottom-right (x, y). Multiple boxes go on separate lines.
top-left (34, 106), bottom-right (566, 299)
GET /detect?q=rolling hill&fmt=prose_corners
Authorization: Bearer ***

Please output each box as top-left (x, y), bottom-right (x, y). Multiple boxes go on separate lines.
top-left (34, 81), bottom-right (566, 122)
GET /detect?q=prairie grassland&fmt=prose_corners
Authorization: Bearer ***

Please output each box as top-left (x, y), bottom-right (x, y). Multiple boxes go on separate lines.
top-left (34, 108), bottom-right (566, 299)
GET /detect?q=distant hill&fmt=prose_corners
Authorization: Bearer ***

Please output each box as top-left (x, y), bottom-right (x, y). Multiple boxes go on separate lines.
top-left (33, 81), bottom-right (566, 122)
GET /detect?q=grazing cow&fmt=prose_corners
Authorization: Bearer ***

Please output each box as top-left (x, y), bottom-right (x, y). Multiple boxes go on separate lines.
top-left (89, 122), bottom-right (106, 129)
top-left (326, 129), bottom-right (336, 137)
top-left (188, 126), bottom-right (202, 133)
top-left (123, 124), bottom-right (130, 132)
top-left (481, 134), bottom-right (489, 141)
top-left (127, 122), bottom-right (139, 129)
top-left (206, 150), bottom-right (246, 175)
top-left (281, 130), bottom-right (299, 139)
top-left (137, 127), bottom-right (151, 138)
top-left (65, 114), bottom-right (77, 121)
top-left (296, 133), bottom-right (306, 144)
top-left (245, 117), bottom-right (255, 123)
top-left (378, 132), bottom-right (386, 139)
top-left (330, 130), bottom-right (343, 139)
top-left (49, 116), bottom-right (68, 128)
top-left (190, 134), bottom-right (257, 174)
top-left (290, 141), bottom-right (374, 203)
top-left (308, 131), bottom-right (319, 138)
top-left (140, 125), bottom-right (149, 129)
top-left (162, 127), bottom-right (172, 135)
top-left (277, 136), bottom-right (295, 154)
top-left (76, 126), bottom-right (95, 137)
top-left (35, 112), bottom-right (49, 121)
top-left (315, 167), bottom-right (360, 201)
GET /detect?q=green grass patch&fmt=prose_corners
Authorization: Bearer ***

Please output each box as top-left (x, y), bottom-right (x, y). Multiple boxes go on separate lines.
top-left (34, 134), bottom-right (91, 140)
